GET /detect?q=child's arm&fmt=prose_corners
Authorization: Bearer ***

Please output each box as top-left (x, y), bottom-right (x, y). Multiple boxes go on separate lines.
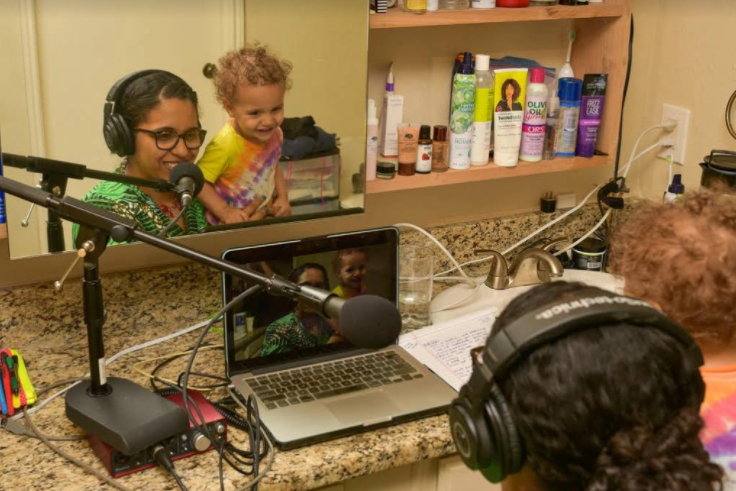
top-left (198, 183), bottom-right (249, 224)
top-left (270, 165), bottom-right (291, 217)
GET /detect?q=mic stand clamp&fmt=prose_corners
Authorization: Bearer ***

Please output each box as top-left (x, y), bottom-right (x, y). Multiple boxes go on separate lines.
top-left (64, 225), bottom-right (189, 455)
top-left (41, 171), bottom-right (68, 253)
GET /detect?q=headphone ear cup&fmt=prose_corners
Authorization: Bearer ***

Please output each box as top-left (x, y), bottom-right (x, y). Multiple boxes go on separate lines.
top-left (484, 384), bottom-right (524, 481)
top-left (449, 398), bottom-right (493, 472)
top-left (104, 113), bottom-right (135, 157)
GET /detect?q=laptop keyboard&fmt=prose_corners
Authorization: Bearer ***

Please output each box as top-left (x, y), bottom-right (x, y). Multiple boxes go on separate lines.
top-left (245, 351), bottom-right (424, 410)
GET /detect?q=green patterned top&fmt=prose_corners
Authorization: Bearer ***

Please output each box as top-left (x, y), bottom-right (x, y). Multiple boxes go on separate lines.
top-left (71, 178), bottom-right (208, 247)
top-left (260, 311), bottom-right (335, 357)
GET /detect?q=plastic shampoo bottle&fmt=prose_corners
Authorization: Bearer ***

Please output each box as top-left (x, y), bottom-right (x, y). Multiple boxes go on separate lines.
top-left (520, 67), bottom-right (548, 162)
top-left (470, 54), bottom-right (493, 166)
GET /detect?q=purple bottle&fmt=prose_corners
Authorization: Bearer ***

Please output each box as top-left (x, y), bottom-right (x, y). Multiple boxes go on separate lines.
top-left (576, 74), bottom-right (608, 158)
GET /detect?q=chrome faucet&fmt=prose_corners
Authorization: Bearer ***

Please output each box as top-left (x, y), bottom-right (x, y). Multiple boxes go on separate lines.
top-left (475, 247), bottom-right (564, 290)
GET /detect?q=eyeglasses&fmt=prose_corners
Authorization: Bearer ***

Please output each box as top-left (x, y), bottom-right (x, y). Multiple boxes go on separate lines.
top-left (134, 127), bottom-right (207, 151)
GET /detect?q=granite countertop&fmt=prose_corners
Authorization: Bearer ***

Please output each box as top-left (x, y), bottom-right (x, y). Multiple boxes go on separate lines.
top-left (0, 205), bottom-right (619, 490)
top-left (0, 265), bottom-right (455, 491)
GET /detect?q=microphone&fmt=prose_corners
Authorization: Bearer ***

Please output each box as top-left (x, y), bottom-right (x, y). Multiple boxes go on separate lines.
top-left (169, 162), bottom-right (204, 207)
top-left (298, 286), bottom-right (402, 349)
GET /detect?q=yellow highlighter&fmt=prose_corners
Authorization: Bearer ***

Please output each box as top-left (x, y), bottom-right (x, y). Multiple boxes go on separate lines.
top-left (10, 349), bottom-right (37, 407)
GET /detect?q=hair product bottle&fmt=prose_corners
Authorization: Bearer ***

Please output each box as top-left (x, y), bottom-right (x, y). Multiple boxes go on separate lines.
top-left (519, 67), bottom-right (549, 162)
top-left (575, 74), bottom-right (607, 158)
top-left (555, 77), bottom-right (583, 158)
top-left (470, 54), bottom-right (493, 166)
top-left (493, 68), bottom-right (528, 167)
top-left (449, 53), bottom-right (475, 170)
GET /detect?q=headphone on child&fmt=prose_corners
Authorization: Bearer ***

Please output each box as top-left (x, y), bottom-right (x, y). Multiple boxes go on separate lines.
top-left (448, 288), bottom-right (705, 484)
top-left (102, 69), bottom-right (198, 157)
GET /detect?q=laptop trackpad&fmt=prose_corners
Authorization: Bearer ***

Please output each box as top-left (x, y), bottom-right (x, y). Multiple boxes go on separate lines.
top-left (326, 393), bottom-right (401, 426)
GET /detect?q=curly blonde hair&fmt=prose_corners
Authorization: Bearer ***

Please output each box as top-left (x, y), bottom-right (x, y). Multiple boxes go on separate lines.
top-left (609, 189), bottom-right (736, 343)
top-left (214, 43), bottom-right (293, 107)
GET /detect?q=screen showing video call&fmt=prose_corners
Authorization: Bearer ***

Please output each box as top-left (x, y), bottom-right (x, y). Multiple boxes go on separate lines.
top-left (222, 229), bottom-right (398, 370)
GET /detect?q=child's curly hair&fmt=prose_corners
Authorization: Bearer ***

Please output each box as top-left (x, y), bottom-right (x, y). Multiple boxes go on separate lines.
top-left (609, 189), bottom-right (736, 343)
top-left (214, 43), bottom-right (293, 107)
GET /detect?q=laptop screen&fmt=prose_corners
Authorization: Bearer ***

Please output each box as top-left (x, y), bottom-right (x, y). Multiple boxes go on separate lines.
top-left (222, 227), bottom-right (399, 375)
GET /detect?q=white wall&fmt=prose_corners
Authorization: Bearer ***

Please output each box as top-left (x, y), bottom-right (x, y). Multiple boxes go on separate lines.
top-left (622, 0), bottom-right (736, 199)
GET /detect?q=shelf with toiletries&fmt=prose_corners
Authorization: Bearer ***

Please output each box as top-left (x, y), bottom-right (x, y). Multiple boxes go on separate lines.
top-left (366, 0), bottom-right (631, 195)
top-left (369, 3), bottom-right (627, 29)
top-left (366, 155), bottom-right (610, 193)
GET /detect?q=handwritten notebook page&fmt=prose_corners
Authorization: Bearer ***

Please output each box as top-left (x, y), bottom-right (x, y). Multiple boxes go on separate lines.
top-left (398, 307), bottom-right (499, 392)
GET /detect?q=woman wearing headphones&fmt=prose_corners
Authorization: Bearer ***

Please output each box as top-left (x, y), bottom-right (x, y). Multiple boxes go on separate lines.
top-left (451, 281), bottom-right (724, 491)
top-left (72, 70), bottom-right (266, 245)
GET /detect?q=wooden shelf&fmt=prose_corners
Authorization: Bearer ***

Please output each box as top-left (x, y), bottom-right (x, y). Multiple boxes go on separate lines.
top-left (366, 155), bottom-right (611, 194)
top-left (369, 4), bottom-right (627, 29)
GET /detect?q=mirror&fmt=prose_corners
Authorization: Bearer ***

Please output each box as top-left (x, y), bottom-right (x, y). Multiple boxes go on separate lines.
top-left (0, 0), bottom-right (367, 259)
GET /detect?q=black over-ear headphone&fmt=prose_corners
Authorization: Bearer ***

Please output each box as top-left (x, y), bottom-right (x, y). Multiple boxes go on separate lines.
top-left (103, 69), bottom-right (196, 157)
top-left (448, 288), bottom-right (704, 484)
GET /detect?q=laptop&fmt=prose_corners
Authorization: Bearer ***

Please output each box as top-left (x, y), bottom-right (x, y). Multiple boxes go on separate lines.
top-left (222, 227), bottom-right (457, 449)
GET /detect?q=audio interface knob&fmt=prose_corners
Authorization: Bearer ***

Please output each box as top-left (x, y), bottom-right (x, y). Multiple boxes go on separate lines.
top-left (191, 432), bottom-right (211, 452)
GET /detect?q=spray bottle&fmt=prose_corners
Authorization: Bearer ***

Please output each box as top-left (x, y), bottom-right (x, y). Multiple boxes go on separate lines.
top-left (449, 52), bottom-right (475, 170)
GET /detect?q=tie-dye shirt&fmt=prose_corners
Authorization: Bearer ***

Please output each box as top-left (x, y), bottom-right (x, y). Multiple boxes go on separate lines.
top-left (197, 121), bottom-right (282, 225)
top-left (700, 365), bottom-right (736, 490)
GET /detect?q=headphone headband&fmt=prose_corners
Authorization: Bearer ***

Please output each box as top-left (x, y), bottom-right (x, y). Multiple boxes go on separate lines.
top-left (483, 289), bottom-right (704, 382)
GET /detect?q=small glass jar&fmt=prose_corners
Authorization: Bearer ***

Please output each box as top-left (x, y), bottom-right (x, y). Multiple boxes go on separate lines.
top-left (377, 162), bottom-right (397, 180)
top-left (399, 0), bottom-right (428, 13)
top-left (439, 0), bottom-right (469, 9)
top-left (431, 125), bottom-right (449, 172)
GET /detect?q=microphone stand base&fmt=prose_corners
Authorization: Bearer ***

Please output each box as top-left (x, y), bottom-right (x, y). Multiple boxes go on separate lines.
top-left (65, 377), bottom-right (189, 456)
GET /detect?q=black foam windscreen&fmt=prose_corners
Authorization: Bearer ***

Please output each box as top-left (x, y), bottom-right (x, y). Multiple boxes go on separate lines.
top-left (338, 295), bottom-right (402, 350)
top-left (169, 162), bottom-right (204, 198)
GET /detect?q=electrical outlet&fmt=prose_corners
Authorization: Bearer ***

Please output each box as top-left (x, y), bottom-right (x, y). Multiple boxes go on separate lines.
top-left (658, 104), bottom-right (690, 165)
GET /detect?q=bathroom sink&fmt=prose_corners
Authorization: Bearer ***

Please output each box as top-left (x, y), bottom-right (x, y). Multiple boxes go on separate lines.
top-left (430, 269), bottom-right (624, 325)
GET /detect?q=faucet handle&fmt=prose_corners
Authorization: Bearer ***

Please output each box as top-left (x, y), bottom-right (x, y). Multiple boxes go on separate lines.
top-left (474, 249), bottom-right (509, 290)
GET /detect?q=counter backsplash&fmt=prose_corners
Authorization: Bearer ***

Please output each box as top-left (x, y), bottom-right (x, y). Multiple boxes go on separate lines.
top-left (1, 203), bottom-right (632, 346)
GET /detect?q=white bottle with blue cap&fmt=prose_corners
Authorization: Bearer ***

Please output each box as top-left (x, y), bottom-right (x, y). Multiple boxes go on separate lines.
top-left (664, 174), bottom-right (685, 204)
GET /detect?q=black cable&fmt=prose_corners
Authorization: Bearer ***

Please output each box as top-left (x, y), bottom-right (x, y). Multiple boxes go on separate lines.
top-left (150, 354), bottom-right (181, 392)
top-left (600, 14), bottom-right (634, 237)
top-left (612, 13), bottom-right (635, 186)
top-left (176, 371), bottom-right (229, 390)
top-left (179, 284), bottom-right (267, 491)
top-left (153, 444), bottom-right (190, 491)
